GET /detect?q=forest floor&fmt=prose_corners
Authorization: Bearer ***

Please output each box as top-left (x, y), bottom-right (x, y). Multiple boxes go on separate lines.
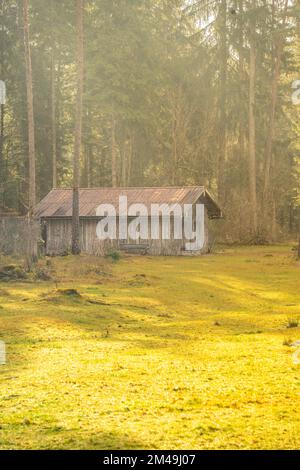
top-left (0, 245), bottom-right (300, 449)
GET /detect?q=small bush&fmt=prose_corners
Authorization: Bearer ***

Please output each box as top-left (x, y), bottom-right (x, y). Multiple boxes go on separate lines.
top-left (287, 317), bottom-right (299, 329)
top-left (0, 264), bottom-right (28, 281)
top-left (60, 250), bottom-right (71, 257)
top-left (283, 338), bottom-right (293, 346)
top-left (105, 249), bottom-right (121, 262)
top-left (85, 265), bottom-right (107, 276)
top-left (34, 267), bottom-right (52, 281)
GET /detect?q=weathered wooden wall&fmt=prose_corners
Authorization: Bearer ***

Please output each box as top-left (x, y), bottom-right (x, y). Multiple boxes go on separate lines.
top-left (45, 218), bottom-right (119, 256)
top-left (0, 217), bottom-right (40, 257)
top-left (44, 208), bottom-right (213, 256)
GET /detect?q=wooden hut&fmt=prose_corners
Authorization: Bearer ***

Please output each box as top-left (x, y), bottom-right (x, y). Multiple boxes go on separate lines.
top-left (34, 186), bottom-right (222, 256)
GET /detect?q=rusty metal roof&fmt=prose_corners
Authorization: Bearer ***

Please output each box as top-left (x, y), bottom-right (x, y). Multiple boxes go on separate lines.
top-left (34, 187), bottom-right (222, 219)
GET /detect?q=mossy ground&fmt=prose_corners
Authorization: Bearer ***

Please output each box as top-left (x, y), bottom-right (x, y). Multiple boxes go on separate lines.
top-left (0, 246), bottom-right (300, 449)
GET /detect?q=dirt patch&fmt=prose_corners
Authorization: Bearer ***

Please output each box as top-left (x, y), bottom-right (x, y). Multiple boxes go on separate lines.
top-left (128, 274), bottom-right (151, 287)
top-left (0, 288), bottom-right (10, 296)
top-left (57, 288), bottom-right (82, 297)
top-left (39, 288), bottom-right (82, 303)
top-left (39, 288), bottom-right (111, 306)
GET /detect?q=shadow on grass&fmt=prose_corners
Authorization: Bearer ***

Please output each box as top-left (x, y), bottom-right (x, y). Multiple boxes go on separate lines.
top-left (0, 426), bottom-right (146, 450)
top-left (1, 247), bottom-right (299, 362)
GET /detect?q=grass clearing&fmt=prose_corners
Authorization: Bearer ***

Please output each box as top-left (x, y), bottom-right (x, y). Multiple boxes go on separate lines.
top-left (0, 245), bottom-right (300, 449)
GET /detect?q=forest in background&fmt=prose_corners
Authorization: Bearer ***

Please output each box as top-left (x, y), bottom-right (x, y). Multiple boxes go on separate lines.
top-left (0, 0), bottom-right (299, 243)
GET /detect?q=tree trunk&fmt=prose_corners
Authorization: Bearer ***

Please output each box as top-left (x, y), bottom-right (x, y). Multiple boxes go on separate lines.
top-left (127, 133), bottom-right (133, 186)
top-left (298, 207), bottom-right (300, 260)
top-left (0, 0), bottom-right (4, 206)
top-left (0, 103), bottom-right (4, 206)
top-left (89, 145), bottom-right (93, 187)
top-left (55, 57), bottom-right (62, 172)
top-left (248, 23), bottom-right (258, 236)
top-left (121, 135), bottom-right (128, 187)
top-left (72, 0), bottom-right (84, 255)
top-left (111, 115), bottom-right (117, 187)
top-left (218, 0), bottom-right (227, 203)
top-left (263, 0), bottom-right (288, 218)
top-left (84, 142), bottom-right (91, 187)
top-left (51, 49), bottom-right (57, 188)
top-left (23, 0), bottom-right (36, 214)
top-left (271, 196), bottom-right (277, 240)
top-left (238, 0), bottom-right (245, 238)
top-left (51, 0), bottom-right (57, 188)
top-left (171, 108), bottom-right (177, 185)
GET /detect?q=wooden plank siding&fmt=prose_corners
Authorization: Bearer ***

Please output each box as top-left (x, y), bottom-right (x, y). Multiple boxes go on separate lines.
top-left (0, 216), bottom-right (40, 257)
top-left (43, 206), bottom-right (213, 256)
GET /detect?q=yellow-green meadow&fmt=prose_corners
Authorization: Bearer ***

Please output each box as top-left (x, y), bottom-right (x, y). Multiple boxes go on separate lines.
top-left (0, 246), bottom-right (299, 449)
